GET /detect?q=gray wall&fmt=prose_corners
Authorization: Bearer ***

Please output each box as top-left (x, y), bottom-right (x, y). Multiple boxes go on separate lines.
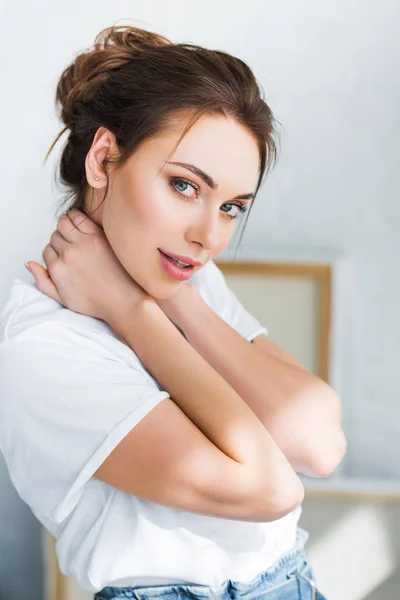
top-left (0, 456), bottom-right (44, 600)
top-left (1, 0), bottom-right (399, 598)
top-left (299, 496), bottom-right (400, 600)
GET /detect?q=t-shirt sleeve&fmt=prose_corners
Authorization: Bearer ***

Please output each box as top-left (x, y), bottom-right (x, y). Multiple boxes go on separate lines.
top-left (0, 322), bottom-right (170, 524)
top-left (195, 261), bottom-right (268, 341)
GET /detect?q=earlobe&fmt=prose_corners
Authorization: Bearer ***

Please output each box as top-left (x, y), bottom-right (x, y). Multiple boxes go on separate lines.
top-left (85, 156), bottom-right (105, 188)
top-left (85, 144), bottom-right (109, 188)
top-left (85, 126), bottom-right (117, 187)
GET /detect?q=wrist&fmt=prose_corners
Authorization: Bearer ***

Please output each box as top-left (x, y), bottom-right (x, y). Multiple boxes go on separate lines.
top-left (176, 288), bottom-right (211, 337)
top-left (103, 286), bottom-right (157, 330)
top-left (105, 294), bottom-right (181, 355)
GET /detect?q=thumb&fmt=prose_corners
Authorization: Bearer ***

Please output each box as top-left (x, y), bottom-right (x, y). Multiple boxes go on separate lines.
top-left (25, 262), bottom-right (64, 305)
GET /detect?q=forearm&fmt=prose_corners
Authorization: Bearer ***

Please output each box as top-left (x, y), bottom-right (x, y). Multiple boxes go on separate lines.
top-left (106, 298), bottom-right (304, 496)
top-left (178, 297), bottom-right (346, 477)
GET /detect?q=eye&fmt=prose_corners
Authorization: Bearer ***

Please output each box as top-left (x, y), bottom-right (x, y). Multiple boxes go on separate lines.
top-left (169, 177), bottom-right (249, 221)
top-left (220, 204), bottom-right (249, 220)
top-left (169, 177), bottom-right (199, 198)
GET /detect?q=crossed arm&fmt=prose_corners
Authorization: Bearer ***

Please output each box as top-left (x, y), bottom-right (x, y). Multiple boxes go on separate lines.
top-left (175, 291), bottom-right (347, 478)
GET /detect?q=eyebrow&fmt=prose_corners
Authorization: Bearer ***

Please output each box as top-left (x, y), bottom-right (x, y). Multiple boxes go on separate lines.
top-left (166, 161), bottom-right (255, 201)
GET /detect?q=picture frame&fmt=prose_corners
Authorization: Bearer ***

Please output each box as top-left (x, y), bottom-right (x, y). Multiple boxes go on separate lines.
top-left (215, 260), bottom-right (332, 383)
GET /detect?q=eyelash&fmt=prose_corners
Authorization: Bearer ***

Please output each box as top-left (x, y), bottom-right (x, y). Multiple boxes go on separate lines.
top-left (169, 177), bottom-right (249, 220)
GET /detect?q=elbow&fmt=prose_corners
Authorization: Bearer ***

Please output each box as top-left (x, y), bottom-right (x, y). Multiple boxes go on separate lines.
top-left (305, 386), bottom-right (348, 478)
top-left (276, 478), bottom-right (305, 517)
top-left (261, 472), bottom-right (305, 522)
top-left (268, 480), bottom-right (305, 522)
top-left (310, 429), bottom-right (348, 478)
top-left (246, 459), bottom-right (305, 522)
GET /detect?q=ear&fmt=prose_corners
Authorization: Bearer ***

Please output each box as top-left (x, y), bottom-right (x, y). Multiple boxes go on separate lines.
top-left (85, 126), bottom-right (118, 188)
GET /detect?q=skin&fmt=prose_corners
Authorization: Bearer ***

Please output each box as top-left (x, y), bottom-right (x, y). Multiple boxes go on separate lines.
top-left (25, 111), bottom-right (347, 478)
top-left (28, 112), bottom-right (261, 319)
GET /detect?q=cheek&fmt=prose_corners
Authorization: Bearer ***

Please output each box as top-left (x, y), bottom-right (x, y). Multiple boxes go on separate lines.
top-left (108, 175), bottom-right (158, 232)
top-left (216, 223), bottom-right (236, 253)
top-left (103, 177), bottom-right (180, 255)
top-left (132, 177), bottom-right (181, 226)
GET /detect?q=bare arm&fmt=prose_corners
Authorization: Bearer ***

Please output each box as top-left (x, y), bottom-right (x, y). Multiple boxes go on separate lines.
top-left (27, 209), bottom-right (305, 522)
top-left (106, 297), bottom-right (305, 521)
top-left (173, 292), bottom-right (347, 478)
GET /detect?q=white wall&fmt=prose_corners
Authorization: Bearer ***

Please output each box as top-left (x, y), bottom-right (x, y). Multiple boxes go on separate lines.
top-left (1, 1), bottom-right (399, 598)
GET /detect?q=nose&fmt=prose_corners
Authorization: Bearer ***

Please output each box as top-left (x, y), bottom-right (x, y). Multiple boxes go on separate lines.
top-left (186, 208), bottom-right (222, 250)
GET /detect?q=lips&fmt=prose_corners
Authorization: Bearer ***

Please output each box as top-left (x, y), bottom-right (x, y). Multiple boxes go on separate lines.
top-left (160, 252), bottom-right (191, 267)
top-left (162, 253), bottom-right (191, 268)
top-left (158, 249), bottom-right (203, 267)
top-left (158, 249), bottom-right (196, 281)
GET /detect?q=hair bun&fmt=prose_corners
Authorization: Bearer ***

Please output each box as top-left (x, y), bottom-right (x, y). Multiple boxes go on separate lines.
top-left (55, 25), bottom-right (171, 130)
top-left (96, 25), bottom-right (172, 53)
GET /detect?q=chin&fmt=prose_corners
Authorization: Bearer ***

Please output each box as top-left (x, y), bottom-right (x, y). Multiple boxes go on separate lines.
top-left (141, 278), bottom-right (182, 300)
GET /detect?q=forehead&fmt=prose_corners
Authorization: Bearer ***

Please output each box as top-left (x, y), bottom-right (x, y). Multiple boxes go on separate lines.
top-left (140, 112), bottom-right (260, 190)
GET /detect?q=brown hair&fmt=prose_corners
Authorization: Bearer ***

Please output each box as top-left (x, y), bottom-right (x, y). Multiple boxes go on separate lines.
top-left (45, 24), bottom-right (279, 250)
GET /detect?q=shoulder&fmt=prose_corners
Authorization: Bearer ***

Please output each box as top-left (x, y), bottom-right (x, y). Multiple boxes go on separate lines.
top-left (190, 260), bottom-right (268, 340)
top-left (0, 277), bottom-right (57, 340)
top-left (0, 280), bottom-right (171, 524)
top-left (189, 260), bottom-right (230, 313)
top-left (0, 277), bottom-right (125, 352)
top-left (0, 277), bottom-right (161, 392)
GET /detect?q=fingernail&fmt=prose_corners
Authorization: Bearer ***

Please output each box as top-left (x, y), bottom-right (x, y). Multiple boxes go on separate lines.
top-left (24, 262), bottom-right (32, 273)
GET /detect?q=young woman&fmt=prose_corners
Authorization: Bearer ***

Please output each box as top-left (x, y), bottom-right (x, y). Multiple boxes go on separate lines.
top-left (0, 25), bottom-right (345, 600)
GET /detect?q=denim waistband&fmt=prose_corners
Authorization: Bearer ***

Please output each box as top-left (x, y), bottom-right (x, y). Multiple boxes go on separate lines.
top-left (97, 527), bottom-right (311, 600)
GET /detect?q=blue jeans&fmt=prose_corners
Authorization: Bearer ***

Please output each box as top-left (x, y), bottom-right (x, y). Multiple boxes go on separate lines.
top-left (94, 528), bottom-right (327, 600)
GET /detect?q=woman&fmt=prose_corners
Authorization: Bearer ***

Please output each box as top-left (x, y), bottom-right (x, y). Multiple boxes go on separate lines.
top-left (0, 25), bottom-right (345, 599)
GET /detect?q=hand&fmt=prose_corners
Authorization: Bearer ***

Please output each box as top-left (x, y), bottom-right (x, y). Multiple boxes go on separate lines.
top-left (26, 209), bottom-right (151, 322)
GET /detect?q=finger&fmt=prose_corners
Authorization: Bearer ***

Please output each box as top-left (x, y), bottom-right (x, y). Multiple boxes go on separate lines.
top-left (68, 208), bottom-right (102, 236)
top-left (25, 261), bottom-right (64, 304)
top-left (56, 213), bottom-right (82, 243)
top-left (42, 242), bottom-right (59, 269)
top-left (49, 230), bottom-right (70, 255)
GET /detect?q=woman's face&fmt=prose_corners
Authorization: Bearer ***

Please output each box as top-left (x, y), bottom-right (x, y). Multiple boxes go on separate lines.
top-left (85, 113), bottom-right (260, 299)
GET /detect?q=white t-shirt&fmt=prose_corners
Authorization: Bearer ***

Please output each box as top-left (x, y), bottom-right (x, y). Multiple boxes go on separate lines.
top-left (0, 260), bottom-right (303, 593)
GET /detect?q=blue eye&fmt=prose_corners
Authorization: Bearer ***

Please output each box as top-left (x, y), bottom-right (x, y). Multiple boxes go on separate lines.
top-left (170, 178), bottom-right (198, 198)
top-left (221, 204), bottom-right (248, 219)
top-left (169, 177), bottom-right (248, 221)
